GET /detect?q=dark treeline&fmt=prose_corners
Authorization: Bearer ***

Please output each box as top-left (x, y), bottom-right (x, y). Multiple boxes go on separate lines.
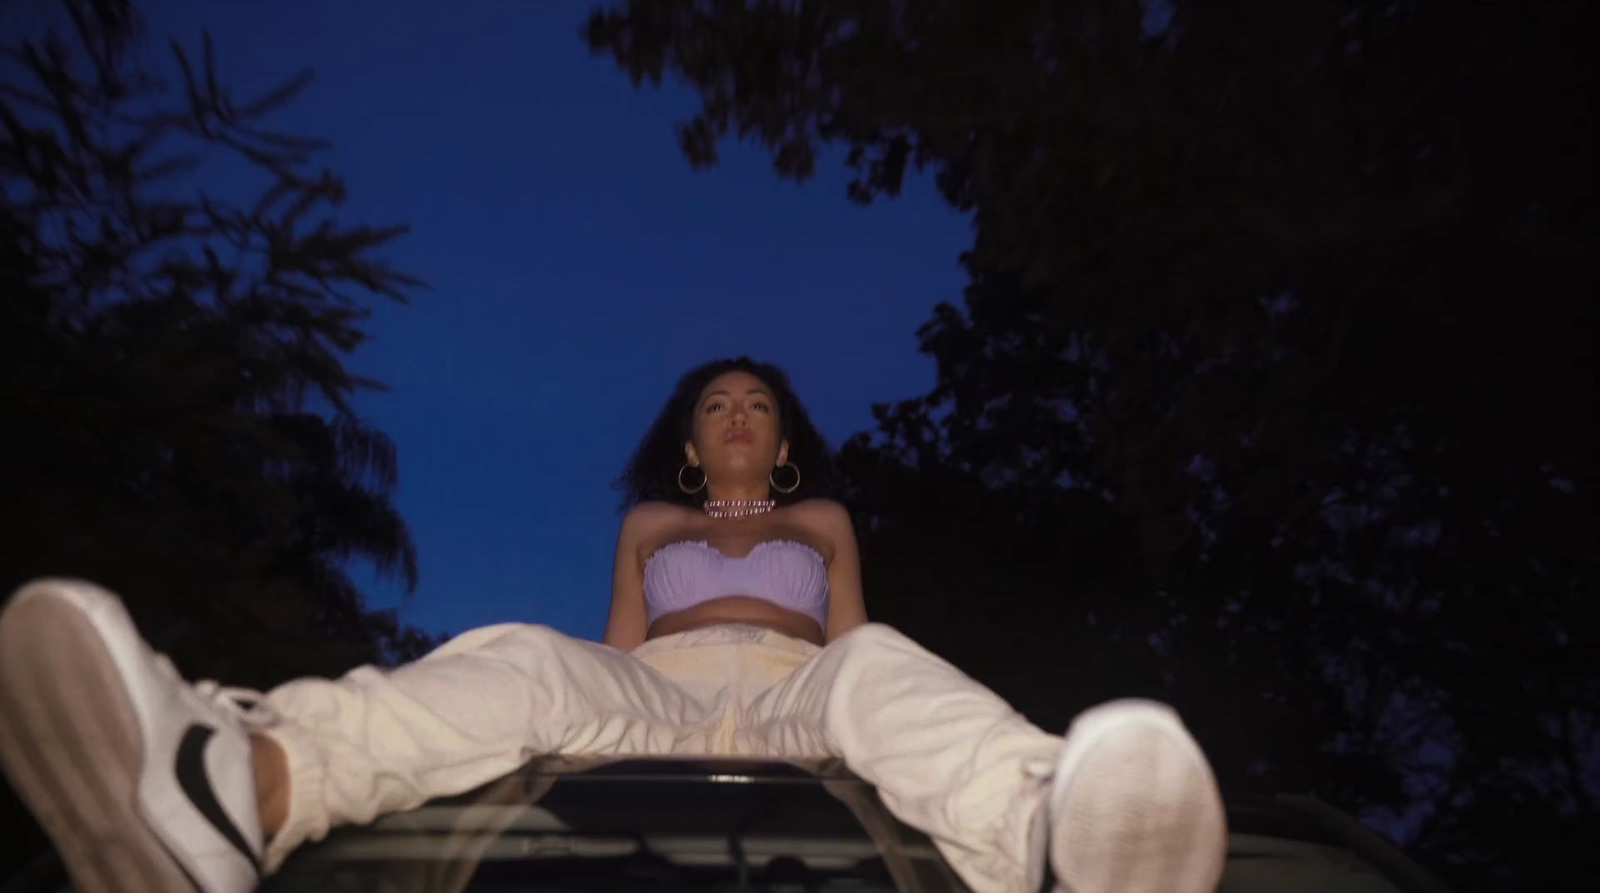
top-left (584, 2), bottom-right (1596, 892)
top-left (0, 0), bottom-right (441, 876)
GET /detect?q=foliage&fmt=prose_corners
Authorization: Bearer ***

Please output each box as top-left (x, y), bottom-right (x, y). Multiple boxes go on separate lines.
top-left (1, 0), bottom-right (442, 685)
top-left (586, 2), bottom-right (1596, 889)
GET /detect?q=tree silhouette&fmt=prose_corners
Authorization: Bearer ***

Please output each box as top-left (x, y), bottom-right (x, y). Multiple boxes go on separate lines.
top-left (1, 0), bottom-right (443, 874)
top-left (1, 0), bottom-right (442, 677)
top-left (586, 2), bottom-right (1595, 890)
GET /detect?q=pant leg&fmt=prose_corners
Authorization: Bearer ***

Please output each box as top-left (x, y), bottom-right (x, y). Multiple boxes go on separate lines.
top-left (738, 623), bottom-right (1062, 893)
top-left (245, 622), bottom-right (710, 871)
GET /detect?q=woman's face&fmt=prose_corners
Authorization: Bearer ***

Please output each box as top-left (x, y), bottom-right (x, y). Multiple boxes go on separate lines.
top-left (686, 370), bottom-right (787, 479)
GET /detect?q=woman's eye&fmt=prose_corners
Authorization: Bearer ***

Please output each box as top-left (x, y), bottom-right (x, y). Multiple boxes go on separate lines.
top-left (752, 401), bottom-right (769, 411)
top-left (706, 402), bottom-right (723, 413)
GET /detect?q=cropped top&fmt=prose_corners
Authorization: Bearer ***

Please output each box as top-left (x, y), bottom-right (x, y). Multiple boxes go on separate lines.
top-left (642, 539), bottom-right (830, 629)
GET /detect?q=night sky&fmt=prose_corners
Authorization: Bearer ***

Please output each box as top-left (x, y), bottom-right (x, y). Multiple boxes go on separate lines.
top-left (132, 0), bottom-right (971, 640)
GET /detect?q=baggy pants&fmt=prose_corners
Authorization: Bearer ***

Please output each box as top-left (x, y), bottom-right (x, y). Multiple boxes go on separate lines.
top-left (248, 622), bottom-right (1063, 893)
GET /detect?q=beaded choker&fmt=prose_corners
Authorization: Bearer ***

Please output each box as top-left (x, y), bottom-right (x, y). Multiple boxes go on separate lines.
top-left (703, 499), bottom-right (775, 519)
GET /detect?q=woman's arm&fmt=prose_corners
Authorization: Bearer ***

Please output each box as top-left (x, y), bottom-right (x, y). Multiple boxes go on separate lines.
top-left (814, 500), bottom-right (869, 642)
top-left (602, 504), bottom-right (657, 650)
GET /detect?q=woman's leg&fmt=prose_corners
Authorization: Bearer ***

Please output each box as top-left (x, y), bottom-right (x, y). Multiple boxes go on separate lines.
top-left (0, 578), bottom-right (709, 893)
top-left (250, 619), bottom-right (711, 869)
top-left (735, 623), bottom-right (1058, 892)
top-left (737, 623), bottom-right (1225, 893)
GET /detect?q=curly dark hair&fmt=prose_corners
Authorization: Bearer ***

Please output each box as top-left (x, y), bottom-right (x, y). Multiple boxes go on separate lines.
top-left (615, 357), bottom-right (842, 511)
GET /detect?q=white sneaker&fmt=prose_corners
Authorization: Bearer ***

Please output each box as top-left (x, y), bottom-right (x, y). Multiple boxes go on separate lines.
top-left (0, 579), bottom-right (265, 893)
top-left (1046, 699), bottom-right (1228, 893)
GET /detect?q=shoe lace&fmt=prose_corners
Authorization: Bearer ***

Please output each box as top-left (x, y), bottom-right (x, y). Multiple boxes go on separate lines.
top-left (150, 649), bottom-right (276, 725)
top-left (194, 679), bottom-right (263, 710)
top-left (132, 640), bottom-right (278, 731)
top-left (195, 680), bottom-right (282, 727)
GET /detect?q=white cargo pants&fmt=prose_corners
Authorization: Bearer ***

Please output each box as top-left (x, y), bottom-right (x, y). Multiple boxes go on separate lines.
top-left (248, 622), bottom-right (1062, 893)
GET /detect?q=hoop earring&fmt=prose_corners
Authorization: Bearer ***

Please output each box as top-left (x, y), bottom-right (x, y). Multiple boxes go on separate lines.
top-left (678, 463), bottom-right (706, 494)
top-left (770, 461), bottom-right (801, 494)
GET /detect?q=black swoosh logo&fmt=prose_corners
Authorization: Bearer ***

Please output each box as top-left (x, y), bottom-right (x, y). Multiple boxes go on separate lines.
top-left (177, 723), bottom-right (262, 873)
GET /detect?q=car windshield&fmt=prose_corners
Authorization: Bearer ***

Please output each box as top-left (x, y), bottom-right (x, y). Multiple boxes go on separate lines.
top-left (261, 758), bottom-right (972, 892)
top-left (256, 759), bottom-right (1428, 893)
top-left (1219, 799), bottom-right (1417, 893)
top-left (13, 758), bottom-right (1438, 893)
top-left (1219, 834), bottom-right (1408, 893)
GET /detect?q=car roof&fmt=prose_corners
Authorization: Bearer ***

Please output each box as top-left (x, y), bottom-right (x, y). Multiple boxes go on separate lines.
top-left (357, 756), bottom-right (1452, 889)
top-left (4, 755), bottom-right (1455, 893)
top-left (264, 754), bottom-right (974, 893)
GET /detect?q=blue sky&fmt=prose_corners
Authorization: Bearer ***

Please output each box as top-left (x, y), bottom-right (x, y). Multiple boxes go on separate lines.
top-left (130, 0), bottom-right (971, 640)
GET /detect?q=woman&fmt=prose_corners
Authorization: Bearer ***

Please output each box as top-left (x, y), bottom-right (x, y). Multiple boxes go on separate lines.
top-left (0, 357), bottom-right (1226, 893)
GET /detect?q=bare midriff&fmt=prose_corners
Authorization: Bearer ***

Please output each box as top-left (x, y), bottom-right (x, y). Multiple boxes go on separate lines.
top-left (646, 595), bottom-right (825, 646)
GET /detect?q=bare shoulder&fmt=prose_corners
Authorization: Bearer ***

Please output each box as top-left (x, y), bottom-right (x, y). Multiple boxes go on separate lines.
top-left (618, 501), bottom-right (692, 544)
top-left (787, 498), bottom-right (856, 538)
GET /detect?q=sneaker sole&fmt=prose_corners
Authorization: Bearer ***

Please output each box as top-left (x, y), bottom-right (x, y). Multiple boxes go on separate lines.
top-left (0, 584), bottom-right (201, 893)
top-left (1050, 700), bottom-right (1227, 893)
